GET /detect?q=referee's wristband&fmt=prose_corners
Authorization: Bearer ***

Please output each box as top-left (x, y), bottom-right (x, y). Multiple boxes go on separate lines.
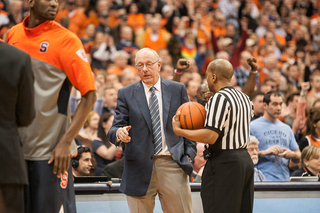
top-left (174, 69), bottom-right (183, 75)
top-left (250, 70), bottom-right (258, 74)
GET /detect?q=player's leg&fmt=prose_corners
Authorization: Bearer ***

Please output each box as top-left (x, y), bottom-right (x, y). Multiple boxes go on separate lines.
top-left (25, 160), bottom-right (76, 213)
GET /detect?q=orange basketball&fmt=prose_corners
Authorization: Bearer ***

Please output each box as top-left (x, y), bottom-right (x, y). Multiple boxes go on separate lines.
top-left (176, 102), bottom-right (206, 130)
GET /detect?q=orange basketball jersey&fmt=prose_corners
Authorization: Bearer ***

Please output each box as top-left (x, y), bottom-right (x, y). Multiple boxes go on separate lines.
top-left (6, 16), bottom-right (96, 160)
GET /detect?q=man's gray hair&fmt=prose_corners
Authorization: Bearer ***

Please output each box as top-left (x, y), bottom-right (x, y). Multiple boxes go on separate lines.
top-left (135, 48), bottom-right (160, 65)
top-left (248, 135), bottom-right (259, 146)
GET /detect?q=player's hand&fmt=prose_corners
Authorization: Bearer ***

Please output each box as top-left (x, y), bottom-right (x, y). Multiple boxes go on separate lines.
top-left (48, 137), bottom-right (71, 178)
top-left (176, 59), bottom-right (189, 70)
top-left (116, 126), bottom-right (132, 143)
top-left (172, 111), bottom-right (182, 135)
top-left (247, 57), bottom-right (258, 71)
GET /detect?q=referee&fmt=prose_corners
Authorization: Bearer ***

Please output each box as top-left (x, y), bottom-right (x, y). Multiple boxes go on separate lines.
top-left (172, 58), bottom-right (258, 213)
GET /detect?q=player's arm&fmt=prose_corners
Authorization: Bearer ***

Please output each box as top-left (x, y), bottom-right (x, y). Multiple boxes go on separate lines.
top-left (48, 34), bottom-right (97, 178)
top-left (48, 90), bottom-right (96, 178)
top-left (172, 112), bottom-right (219, 144)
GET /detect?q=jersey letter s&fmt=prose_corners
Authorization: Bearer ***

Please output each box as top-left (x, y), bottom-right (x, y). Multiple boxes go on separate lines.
top-left (40, 42), bottom-right (49, 52)
top-left (60, 171), bottom-right (68, 189)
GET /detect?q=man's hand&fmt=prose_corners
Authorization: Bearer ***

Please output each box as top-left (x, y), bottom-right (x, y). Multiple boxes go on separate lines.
top-left (172, 111), bottom-right (182, 136)
top-left (281, 104), bottom-right (295, 118)
top-left (48, 137), bottom-right (72, 178)
top-left (176, 59), bottom-right (189, 70)
top-left (260, 145), bottom-right (282, 156)
top-left (247, 57), bottom-right (258, 71)
top-left (116, 126), bottom-right (132, 143)
top-left (278, 147), bottom-right (297, 159)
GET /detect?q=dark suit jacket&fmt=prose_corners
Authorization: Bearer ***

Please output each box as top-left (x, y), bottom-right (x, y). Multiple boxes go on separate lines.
top-left (108, 78), bottom-right (196, 196)
top-left (101, 157), bottom-right (124, 179)
top-left (0, 42), bottom-right (35, 184)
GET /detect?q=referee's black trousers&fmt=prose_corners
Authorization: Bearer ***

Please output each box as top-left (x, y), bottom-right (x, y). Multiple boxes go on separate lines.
top-left (201, 149), bottom-right (254, 213)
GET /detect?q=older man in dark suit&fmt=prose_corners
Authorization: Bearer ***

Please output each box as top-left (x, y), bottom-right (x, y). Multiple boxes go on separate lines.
top-left (108, 48), bottom-right (196, 213)
top-left (0, 40), bottom-right (35, 213)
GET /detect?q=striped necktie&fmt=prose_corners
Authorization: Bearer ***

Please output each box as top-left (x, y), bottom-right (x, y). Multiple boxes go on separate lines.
top-left (149, 86), bottom-right (162, 155)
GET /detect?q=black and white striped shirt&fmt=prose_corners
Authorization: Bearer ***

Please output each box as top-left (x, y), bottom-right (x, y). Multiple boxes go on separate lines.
top-left (205, 87), bottom-right (254, 151)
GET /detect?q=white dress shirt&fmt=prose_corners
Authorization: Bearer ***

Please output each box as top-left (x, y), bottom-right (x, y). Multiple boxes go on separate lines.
top-left (142, 78), bottom-right (170, 155)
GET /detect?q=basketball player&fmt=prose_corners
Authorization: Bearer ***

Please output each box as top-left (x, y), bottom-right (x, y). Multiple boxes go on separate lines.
top-left (6, 0), bottom-right (97, 211)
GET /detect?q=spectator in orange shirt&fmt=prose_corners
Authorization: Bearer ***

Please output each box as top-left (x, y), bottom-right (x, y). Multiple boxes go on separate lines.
top-left (107, 50), bottom-right (137, 76)
top-left (213, 11), bottom-right (226, 38)
top-left (127, 3), bottom-right (145, 34)
top-left (87, 0), bottom-right (110, 28)
top-left (80, 23), bottom-right (96, 45)
top-left (259, 31), bottom-right (282, 59)
top-left (137, 17), bottom-right (171, 52)
top-left (279, 44), bottom-right (296, 65)
top-left (55, 0), bottom-right (88, 37)
top-left (258, 21), bottom-right (286, 49)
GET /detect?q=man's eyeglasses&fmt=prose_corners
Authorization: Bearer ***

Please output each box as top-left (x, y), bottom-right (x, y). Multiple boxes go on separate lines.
top-left (136, 60), bottom-right (158, 70)
top-left (247, 147), bottom-right (259, 152)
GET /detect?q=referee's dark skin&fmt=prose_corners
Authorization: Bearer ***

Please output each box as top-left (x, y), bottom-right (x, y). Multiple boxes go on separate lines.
top-left (173, 58), bottom-right (258, 213)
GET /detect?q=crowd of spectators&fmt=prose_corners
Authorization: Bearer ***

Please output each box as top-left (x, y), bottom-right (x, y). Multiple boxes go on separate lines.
top-left (1, 0), bottom-right (320, 181)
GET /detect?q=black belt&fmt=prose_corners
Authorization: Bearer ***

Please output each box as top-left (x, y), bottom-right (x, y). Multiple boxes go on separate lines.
top-left (204, 143), bottom-right (247, 160)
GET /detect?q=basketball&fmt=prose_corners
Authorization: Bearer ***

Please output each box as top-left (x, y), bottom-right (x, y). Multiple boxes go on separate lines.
top-left (176, 102), bottom-right (206, 130)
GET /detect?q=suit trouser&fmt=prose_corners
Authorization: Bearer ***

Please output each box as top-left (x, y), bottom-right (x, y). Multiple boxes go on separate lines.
top-left (126, 155), bottom-right (192, 213)
top-left (201, 149), bottom-right (254, 213)
top-left (0, 184), bottom-right (24, 213)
